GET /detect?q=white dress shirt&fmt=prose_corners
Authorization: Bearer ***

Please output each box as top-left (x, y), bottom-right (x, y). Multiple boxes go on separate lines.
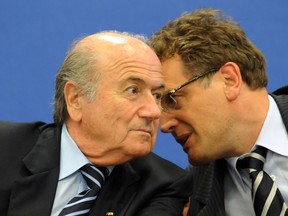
top-left (225, 95), bottom-right (288, 216)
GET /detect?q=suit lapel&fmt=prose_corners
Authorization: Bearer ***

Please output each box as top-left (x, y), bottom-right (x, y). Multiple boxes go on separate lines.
top-left (190, 160), bottom-right (225, 216)
top-left (8, 124), bottom-right (61, 216)
top-left (271, 92), bottom-right (288, 131)
top-left (88, 163), bottom-right (141, 216)
top-left (8, 168), bottom-right (59, 216)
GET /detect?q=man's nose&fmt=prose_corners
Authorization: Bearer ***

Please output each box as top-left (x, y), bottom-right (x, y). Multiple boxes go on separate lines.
top-left (160, 113), bottom-right (178, 133)
top-left (138, 94), bottom-right (161, 120)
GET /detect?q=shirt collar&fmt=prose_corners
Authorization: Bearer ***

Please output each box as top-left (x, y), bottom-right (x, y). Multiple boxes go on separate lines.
top-left (256, 95), bottom-right (288, 157)
top-left (59, 124), bottom-right (90, 180)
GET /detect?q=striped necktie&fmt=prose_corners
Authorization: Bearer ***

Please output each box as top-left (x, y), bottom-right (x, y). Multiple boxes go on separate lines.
top-left (59, 164), bottom-right (109, 216)
top-left (236, 146), bottom-right (288, 216)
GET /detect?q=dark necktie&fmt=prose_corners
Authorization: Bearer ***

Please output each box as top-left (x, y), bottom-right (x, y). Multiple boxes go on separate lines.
top-left (59, 164), bottom-right (109, 216)
top-left (236, 146), bottom-right (288, 216)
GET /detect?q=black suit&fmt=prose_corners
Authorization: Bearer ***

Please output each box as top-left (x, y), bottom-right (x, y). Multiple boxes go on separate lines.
top-left (187, 86), bottom-right (288, 216)
top-left (0, 122), bottom-right (192, 216)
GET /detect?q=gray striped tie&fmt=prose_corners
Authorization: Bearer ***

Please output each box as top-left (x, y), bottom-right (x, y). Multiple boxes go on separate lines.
top-left (237, 146), bottom-right (288, 216)
top-left (59, 164), bottom-right (109, 216)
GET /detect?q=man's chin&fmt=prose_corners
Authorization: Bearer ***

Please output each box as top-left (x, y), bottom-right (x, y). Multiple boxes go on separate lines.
top-left (132, 145), bottom-right (153, 157)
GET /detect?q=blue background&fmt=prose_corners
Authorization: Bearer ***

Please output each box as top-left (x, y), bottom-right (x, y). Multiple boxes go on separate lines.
top-left (1, 1), bottom-right (287, 168)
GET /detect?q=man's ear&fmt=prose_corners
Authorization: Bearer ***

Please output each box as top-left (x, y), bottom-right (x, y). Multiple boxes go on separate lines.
top-left (64, 81), bottom-right (83, 122)
top-left (220, 62), bottom-right (242, 101)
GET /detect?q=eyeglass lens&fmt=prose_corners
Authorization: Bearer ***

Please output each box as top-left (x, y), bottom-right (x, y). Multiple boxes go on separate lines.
top-left (160, 68), bottom-right (218, 111)
top-left (161, 94), bottom-right (177, 111)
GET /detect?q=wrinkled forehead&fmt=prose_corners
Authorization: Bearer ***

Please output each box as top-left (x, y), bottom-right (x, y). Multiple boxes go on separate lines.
top-left (98, 52), bottom-right (163, 90)
top-left (85, 33), bottom-right (163, 84)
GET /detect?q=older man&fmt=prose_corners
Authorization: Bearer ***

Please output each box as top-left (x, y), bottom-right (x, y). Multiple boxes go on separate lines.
top-left (0, 31), bottom-right (190, 216)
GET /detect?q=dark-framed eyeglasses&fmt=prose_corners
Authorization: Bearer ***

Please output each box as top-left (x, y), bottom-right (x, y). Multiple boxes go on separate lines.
top-left (161, 68), bottom-right (219, 112)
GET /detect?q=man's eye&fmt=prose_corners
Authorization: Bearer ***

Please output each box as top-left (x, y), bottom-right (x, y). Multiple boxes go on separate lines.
top-left (153, 92), bottom-right (162, 101)
top-left (126, 86), bottom-right (139, 94)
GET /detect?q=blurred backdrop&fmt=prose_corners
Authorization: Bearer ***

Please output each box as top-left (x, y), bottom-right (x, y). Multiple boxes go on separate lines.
top-left (1, 0), bottom-right (288, 168)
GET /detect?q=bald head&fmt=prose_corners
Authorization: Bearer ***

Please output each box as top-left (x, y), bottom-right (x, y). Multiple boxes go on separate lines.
top-left (53, 31), bottom-right (161, 124)
top-left (74, 31), bottom-right (157, 67)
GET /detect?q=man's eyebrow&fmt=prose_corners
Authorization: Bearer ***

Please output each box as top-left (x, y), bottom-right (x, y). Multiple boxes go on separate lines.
top-left (153, 84), bottom-right (165, 91)
top-left (124, 76), bottom-right (165, 91)
top-left (124, 76), bottom-right (145, 84)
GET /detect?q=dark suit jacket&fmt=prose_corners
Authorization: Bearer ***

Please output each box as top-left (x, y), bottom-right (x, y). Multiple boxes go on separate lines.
top-left (0, 122), bottom-right (192, 216)
top-left (187, 85), bottom-right (288, 216)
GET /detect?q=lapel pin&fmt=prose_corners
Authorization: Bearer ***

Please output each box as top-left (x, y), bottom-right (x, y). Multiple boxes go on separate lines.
top-left (106, 212), bottom-right (114, 216)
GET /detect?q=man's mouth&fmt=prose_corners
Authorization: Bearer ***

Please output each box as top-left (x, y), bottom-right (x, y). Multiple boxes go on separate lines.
top-left (135, 129), bottom-right (152, 135)
top-left (176, 134), bottom-right (190, 147)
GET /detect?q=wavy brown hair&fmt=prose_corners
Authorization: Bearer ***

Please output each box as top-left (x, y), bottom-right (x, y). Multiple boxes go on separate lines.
top-left (147, 8), bottom-right (267, 89)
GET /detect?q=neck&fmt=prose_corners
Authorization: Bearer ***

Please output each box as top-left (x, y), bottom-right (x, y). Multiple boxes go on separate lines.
top-left (229, 87), bottom-right (269, 156)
